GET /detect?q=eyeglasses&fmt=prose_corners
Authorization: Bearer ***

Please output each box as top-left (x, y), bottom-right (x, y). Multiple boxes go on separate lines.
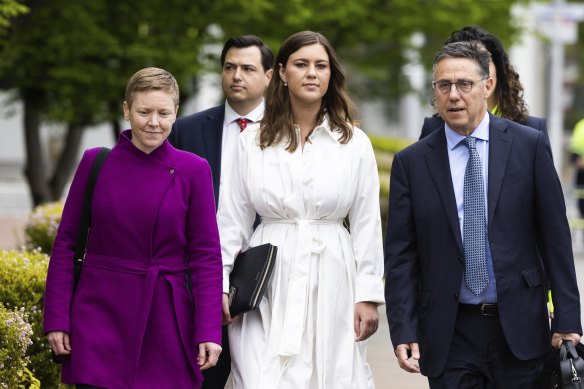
top-left (432, 78), bottom-right (488, 95)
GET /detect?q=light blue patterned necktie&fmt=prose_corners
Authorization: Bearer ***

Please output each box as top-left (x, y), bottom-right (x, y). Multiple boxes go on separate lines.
top-left (462, 136), bottom-right (489, 296)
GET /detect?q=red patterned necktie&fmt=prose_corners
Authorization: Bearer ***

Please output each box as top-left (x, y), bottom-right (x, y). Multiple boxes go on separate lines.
top-left (237, 118), bottom-right (250, 132)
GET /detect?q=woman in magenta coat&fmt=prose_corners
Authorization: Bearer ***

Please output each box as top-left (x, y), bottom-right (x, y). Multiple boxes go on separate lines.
top-left (44, 67), bottom-right (223, 389)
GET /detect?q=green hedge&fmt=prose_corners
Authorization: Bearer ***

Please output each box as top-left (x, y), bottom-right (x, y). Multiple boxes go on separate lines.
top-left (369, 133), bottom-right (412, 155)
top-left (368, 133), bottom-right (412, 237)
top-left (0, 304), bottom-right (40, 388)
top-left (24, 202), bottom-right (64, 255)
top-left (0, 250), bottom-right (63, 388)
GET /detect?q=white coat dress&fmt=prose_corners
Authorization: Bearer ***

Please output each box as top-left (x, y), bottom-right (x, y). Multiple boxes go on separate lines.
top-left (217, 118), bottom-right (385, 389)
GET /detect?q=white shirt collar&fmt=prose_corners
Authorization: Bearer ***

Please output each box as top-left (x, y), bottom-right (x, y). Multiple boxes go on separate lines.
top-left (445, 112), bottom-right (490, 151)
top-left (297, 116), bottom-right (346, 143)
top-left (224, 98), bottom-right (265, 126)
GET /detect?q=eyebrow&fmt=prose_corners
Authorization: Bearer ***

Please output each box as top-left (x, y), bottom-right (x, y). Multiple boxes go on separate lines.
top-left (292, 58), bottom-right (329, 63)
top-left (224, 61), bottom-right (257, 68)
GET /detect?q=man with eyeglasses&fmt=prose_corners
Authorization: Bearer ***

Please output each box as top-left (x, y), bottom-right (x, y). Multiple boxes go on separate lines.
top-left (384, 41), bottom-right (581, 387)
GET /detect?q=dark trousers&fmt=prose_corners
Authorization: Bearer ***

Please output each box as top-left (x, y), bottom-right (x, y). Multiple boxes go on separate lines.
top-left (201, 324), bottom-right (231, 388)
top-left (428, 306), bottom-right (544, 388)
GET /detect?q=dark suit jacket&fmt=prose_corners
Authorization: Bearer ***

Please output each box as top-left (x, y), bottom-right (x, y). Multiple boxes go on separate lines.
top-left (419, 114), bottom-right (548, 142)
top-left (385, 113), bottom-right (581, 377)
top-left (169, 105), bottom-right (225, 207)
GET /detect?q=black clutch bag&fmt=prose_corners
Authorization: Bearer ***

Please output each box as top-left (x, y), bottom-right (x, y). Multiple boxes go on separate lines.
top-left (228, 243), bottom-right (277, 316)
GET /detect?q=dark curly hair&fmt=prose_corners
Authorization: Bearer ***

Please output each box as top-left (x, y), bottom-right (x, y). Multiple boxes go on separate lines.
top-left (445, 26), bottom-right (529, 124)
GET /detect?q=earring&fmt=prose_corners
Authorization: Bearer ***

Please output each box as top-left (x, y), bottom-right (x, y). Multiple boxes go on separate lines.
top-left (284, 82), bottom-right (288, 87)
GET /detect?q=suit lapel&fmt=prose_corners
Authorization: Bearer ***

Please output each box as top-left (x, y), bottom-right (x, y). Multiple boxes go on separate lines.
top-left (425, 127), bottom-right (463, 254)
top-left (487, 114), bottom-right (511, 227)
top-left (201, 105), bottom-right (225, 206)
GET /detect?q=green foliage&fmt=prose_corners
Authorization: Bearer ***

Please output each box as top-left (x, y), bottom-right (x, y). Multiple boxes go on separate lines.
top-left (0, 304), bottom-right (34, 388)
top-left (0, 0), bottom-right (211, 125)
top-left (212, 0), bottom-right (530, 100)
top-left (369, 134), bottom-right (413, 155)
top-left (368, 133), bottom-right (411, 237)
top-left (18, 368), bottom-right (41, 389)
top-left (0, 249), bottom-right (62, 388)
top-left (0, 0), bottom-right (28, 30)
top-left (24, 202), bottom-right (63, 254)
top-left (0, 0), bottom-right (533, 122)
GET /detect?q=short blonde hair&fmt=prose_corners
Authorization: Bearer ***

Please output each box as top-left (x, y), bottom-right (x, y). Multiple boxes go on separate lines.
top-left (124, 67), bottom-right (179, 108)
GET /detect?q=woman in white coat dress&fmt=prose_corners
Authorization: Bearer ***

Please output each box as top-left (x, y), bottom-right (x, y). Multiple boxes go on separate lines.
top-left (217, 31), bottom-right (385, 389)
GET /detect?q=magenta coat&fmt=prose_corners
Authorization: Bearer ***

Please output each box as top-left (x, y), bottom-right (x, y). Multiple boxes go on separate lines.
top-left (44, 130), bottom-right (223, 388)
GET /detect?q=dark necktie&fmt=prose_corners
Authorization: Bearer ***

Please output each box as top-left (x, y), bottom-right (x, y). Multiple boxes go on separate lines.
top-left (237, 118), bottom-right (251, 132)
top-left (462, 136), bottom-right (489, 296)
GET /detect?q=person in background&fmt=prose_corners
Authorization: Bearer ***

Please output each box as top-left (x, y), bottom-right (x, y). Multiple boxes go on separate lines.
top-left (217, 31), bottom-right (384, 388)
top-left (169, 34), bottom-right (273, 388)
top-left (571, 118), bottom-right (584, 218)
top-left (419, 26), bottom-right (548, 141)
top-left (44, 67), bottom-right (222, 389)
top-left (385, 41), bottom-right (581, 387)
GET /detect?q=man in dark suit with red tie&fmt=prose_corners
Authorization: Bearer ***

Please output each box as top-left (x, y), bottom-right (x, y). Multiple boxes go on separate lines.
top-left (384, 41), bottom-right (581, 387)
top-left (169, 35), bottom-right (273, 388)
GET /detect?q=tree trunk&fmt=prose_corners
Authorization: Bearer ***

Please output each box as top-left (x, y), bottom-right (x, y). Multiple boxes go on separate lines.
top-left (49, 123), bottom-right (84, 200)
top-left (111, 119), bottom-right (121, 142)
top-left (23, 96), bottom-right (51, 206)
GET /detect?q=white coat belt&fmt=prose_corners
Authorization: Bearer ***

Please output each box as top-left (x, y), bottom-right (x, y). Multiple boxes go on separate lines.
top-left (260, 217), bottom-right (344, 356)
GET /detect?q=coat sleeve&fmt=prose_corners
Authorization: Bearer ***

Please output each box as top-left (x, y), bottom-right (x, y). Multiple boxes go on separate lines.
top-left (43, 148), bottom-right (101, 334)
top-left (532, 131), bottom-right (582, 335)
top-left (216, 131), bottom-right (257, 294)
top-left (186, 160), bottom-right (223, 346)
top-left (384, 152), bottom-right (421, 348)
top-left (347, 131), bottom-right (384, 304)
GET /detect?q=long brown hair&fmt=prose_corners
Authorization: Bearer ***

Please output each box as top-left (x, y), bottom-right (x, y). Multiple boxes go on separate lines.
top-left (260, 31), bottom-right (354, 152)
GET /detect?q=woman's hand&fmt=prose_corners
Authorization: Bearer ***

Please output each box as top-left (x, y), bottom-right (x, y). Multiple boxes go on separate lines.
top-left (354, 301), bottom-right (379, 341)
top-left (222, 293), bottom-right (235, 325)
top-left (198, 342), bottom-right (222, 370)
top-left (47, 331), bottom-right (72, 356)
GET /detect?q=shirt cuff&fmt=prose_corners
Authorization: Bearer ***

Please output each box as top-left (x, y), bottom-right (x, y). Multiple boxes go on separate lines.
top-left (355, 274), bottom-right (385, 305)
top-left (222, 269), bottom-right (230, 294)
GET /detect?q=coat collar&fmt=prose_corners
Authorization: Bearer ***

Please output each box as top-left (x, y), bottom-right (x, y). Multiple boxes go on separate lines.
top-left (486, 113), bottom-right (512, 227)
top-left (424, 127), bottom-right (463, 254)
top-left (118, 129), bottom-right (175, 168)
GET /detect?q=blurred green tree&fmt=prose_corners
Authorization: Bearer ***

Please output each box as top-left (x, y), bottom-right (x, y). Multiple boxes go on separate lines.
top-left (0, 0), bottom-right (214, 205)
top-left (0, 0), bottom-right (529, 205)
top-left (0, 0), bottom-right (27, 30)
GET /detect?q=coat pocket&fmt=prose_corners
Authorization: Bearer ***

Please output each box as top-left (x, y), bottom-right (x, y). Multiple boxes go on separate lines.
top-left (521, 267), bottom-right (543, 287)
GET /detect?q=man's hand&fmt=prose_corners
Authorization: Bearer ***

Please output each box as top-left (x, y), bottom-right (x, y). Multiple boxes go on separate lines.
top-left (552, 332), bottom-right (581, 349)
top-left (395, 343), bottom-right (420, 373)
top-left (354, 302), bottom-right (379, 341)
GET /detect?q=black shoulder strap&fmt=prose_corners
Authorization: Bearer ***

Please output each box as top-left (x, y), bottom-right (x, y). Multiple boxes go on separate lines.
top-left (73, 147), bottom-right (110, 290)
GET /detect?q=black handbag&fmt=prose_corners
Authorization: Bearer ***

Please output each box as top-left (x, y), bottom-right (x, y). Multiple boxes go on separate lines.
top-left (51, 147), bottom-right (110, 364)
top-left (559, 341), bottom-right (584, 388)
top-left (228, 243), bottom-right (277, 316)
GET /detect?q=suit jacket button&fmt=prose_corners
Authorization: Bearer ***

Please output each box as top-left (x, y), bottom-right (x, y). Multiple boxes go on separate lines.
top-left (454, 293), bottom-right (459, 300)
top-left (458, 256), bottom-right (464, 263)
top-left (169, 168), bottom-right (175, 174)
